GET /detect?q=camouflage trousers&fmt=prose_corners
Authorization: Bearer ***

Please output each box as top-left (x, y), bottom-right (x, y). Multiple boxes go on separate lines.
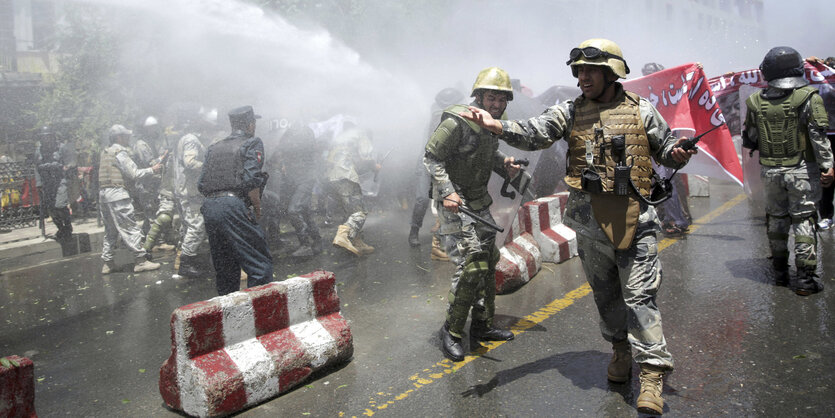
top-left (329, 179), bottom-right (366, 239)
top-left (437, 200), bottom-right (499, 338)
top-left (176, 196), bottom-right (206, 257)
top-left (762, 164), bottom-right (820, 269)
top-left (100, 197), bottom-right (147, 262)
top-left (564, 190), bottom-right (674, 370)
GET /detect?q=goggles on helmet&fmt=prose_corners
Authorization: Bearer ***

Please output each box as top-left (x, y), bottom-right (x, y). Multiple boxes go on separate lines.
top-left (566, 47), bottom-right (630, 72)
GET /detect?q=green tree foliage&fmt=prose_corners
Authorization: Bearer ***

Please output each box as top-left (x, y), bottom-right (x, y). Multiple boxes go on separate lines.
top-left (33, 4), bottom-right (136, 165)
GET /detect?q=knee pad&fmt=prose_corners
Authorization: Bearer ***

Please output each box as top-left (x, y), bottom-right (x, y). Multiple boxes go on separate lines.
top-left (155, 212), bottom-right (173, 227)
top-left (461, 251), bottom-right (491, 285)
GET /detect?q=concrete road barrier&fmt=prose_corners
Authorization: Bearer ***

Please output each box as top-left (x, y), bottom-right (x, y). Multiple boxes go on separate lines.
top-left (0, 355), bottom-right (36, 418)
top-left (522, 194), bottom-right (577, 264)
top-left (159, 271), bottom-right (353, 417)
top-left (495, 232), bottom-right (542, 294)
top-left (495, 192), bottom-right (577, 294)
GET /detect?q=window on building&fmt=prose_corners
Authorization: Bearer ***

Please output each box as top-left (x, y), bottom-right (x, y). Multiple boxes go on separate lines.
top-left (31, 0), bottom-right (55, 51)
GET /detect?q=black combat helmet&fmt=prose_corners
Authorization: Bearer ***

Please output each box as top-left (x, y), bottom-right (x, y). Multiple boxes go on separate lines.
top-left (641, 62), bottom-right (665, 76)
top-left (434, 88), bottom-right (464, 109)
top-left (760, 46), bottom-right (808, 89)
top-left (37, 125), bottom-right (54, 140)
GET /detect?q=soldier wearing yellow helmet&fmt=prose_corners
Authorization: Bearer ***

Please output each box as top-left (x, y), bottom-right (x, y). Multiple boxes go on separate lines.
top-left (424, 67), bottom-right (524, 362)
top-left (460, 39), bottom-right (697, 416)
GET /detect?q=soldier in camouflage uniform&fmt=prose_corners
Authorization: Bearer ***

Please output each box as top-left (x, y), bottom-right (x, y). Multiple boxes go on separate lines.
top-left (460, 40), bottom-right (696, 416)
top-left (327, 123), bottom-right (379, 256)
top-left (131, 116), bottom-right (167, 234)
top-left (743, 46), bottom-right (833, 296)
top-left (425, 67), bottom-right (522, 362)
top-left (277, 123), bottom-right (323, 257)
top-left (172, 126), bottom-right (209, 278)
top-left (99, 124), bottom-right (163, 274)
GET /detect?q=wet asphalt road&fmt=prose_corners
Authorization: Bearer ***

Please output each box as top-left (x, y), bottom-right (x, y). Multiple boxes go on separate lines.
top-left (1, 181), bottom-right (833, 417)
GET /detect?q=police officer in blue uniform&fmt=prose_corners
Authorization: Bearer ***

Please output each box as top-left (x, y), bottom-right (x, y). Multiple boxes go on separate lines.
top-left (199, 106), bottom-right (273, 295)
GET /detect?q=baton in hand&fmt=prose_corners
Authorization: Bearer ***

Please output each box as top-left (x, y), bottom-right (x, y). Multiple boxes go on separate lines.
top-left (443, 197), bottom-right (504, 233)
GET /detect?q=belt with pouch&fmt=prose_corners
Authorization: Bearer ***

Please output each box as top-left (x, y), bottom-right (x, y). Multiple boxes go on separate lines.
top-left (205, 191), bottom-right (241, 199)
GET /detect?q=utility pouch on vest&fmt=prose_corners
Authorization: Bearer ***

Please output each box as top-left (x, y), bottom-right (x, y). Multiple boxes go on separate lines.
top-left (581, 169), bottom-right (602, 193)
top-left (614, 165), bottom-right (630, 196)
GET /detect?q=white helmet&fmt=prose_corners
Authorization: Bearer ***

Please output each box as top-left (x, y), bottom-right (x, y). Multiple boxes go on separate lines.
top-left (144, 116), bottom-right (159, 127)
top-left (199, 107), bottom-right (218, 125)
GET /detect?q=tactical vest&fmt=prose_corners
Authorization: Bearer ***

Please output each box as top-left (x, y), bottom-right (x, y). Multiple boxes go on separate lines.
top-left (746, 86), bottom-right (818, 167)
top-left (566, 90), bottom-right (654, 197)
top-left (437, 104), bottom-right (500, 210)
top-left (199, 134), bottom-right (248, 195)
top-left (98, 146), bottom-right (125, 189)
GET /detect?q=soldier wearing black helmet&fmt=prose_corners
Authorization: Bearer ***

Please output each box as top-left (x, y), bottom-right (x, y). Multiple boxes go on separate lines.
top-left (460, 39), bottom-right (697, 415)
top-left (199, 106), bottom-right (273, 295)
top-left (35, 126), bottom-right (76, 243)
top-left (743, 46), bottom-right (833, 296)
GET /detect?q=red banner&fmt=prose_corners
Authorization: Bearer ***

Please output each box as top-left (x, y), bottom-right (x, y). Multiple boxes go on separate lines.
top-left (623, 63), bottom-right (744, 186)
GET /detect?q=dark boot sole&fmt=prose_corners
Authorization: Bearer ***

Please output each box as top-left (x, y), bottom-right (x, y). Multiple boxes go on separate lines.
top-left (607, 372), bottom-right (630, 383)
top-left (441, 346), bottom-right (464, 362)
top-left (637, 405), bottom-right (663, 415)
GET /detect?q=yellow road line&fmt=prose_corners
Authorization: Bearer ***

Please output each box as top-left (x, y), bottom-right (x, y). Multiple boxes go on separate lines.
top-left (658, 193), bottom-right (747, 251)
top-left (350, 193), bottom-right (747, 417)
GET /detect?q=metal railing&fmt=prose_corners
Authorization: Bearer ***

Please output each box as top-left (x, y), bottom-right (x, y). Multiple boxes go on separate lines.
top-left (0, 161), bottom-right (41, 230)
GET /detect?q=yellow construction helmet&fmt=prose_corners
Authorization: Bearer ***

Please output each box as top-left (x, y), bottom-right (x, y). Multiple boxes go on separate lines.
top-left (471, 67), bottom-right (513, 100)
top-left (567, 38), bottom-right (630, 79)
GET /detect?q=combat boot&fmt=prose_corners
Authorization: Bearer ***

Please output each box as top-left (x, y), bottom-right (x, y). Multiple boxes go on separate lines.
top-left (333, 225), bottom-right (361, 256)
top-left (291, 245), bottom-right (315, 257)
top-left (352, 235), bottom-right (375, 255)
top-left (772, 257), bottom-right (789, 287)
top-left (408, 226), bottom-right (420, 247)
top-left (101, 261), bottom-right (116, 275)
top-left (178, 254), bottom-right (202, 278)
top-left (636, 364), bottom-right (665, 415)
top-left (441, 322), bottom-right (465, 362)
top-left (794, 267), bottom-right (824, 296)
top-left (431, 235), bottom-right (449, 261)
top-left (134, 258), bottom-right (161, 273)
top-left (310, 235), bottom-right (323, 255)
top-left (470, 321), bottom-right (514, 342)
top-left (607, 339), bottom-right (632, 383)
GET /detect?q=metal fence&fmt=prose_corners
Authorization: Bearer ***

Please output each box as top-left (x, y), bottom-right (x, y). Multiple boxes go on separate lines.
top-left (0, 161), bottom-right (41, 230)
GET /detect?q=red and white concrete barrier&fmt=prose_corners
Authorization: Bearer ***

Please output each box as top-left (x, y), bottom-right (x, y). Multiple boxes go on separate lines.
top-left (159, 271), bottom-right (352, 417)
top-left (0, 355), bottom-right (36, 418)
top-left (504, 192), bottom-right (577, 264)
top-left (495, 232), bottom-right (542, 294)
top-left (494, 192), bottom-right (577, 294)
top-left (523, 194), bottom-right (577, 264)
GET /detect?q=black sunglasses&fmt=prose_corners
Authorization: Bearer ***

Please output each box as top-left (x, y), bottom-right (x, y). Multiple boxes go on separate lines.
top-left (566, 47), bottom-right (630, 74)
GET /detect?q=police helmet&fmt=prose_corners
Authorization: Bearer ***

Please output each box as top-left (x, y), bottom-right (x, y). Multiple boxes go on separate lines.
top-left (641, 62), bottom-right (665, 76)
top-left (435, 87), bottom-right (465, 109)
top-left (471, 67), bottom-right (514, 101)
top-left (108, 124), bottom-right (132, 142)
top-left (760, 46), bottom-right (808, 89)
top-left (567, 38), bottom-right (630, 79)
top-left (36, 126), bottom-right (54, 139)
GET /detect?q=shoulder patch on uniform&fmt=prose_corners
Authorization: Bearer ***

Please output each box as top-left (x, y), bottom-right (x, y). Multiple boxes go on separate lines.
top-left (256, 151), bottom-right (262, 163)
